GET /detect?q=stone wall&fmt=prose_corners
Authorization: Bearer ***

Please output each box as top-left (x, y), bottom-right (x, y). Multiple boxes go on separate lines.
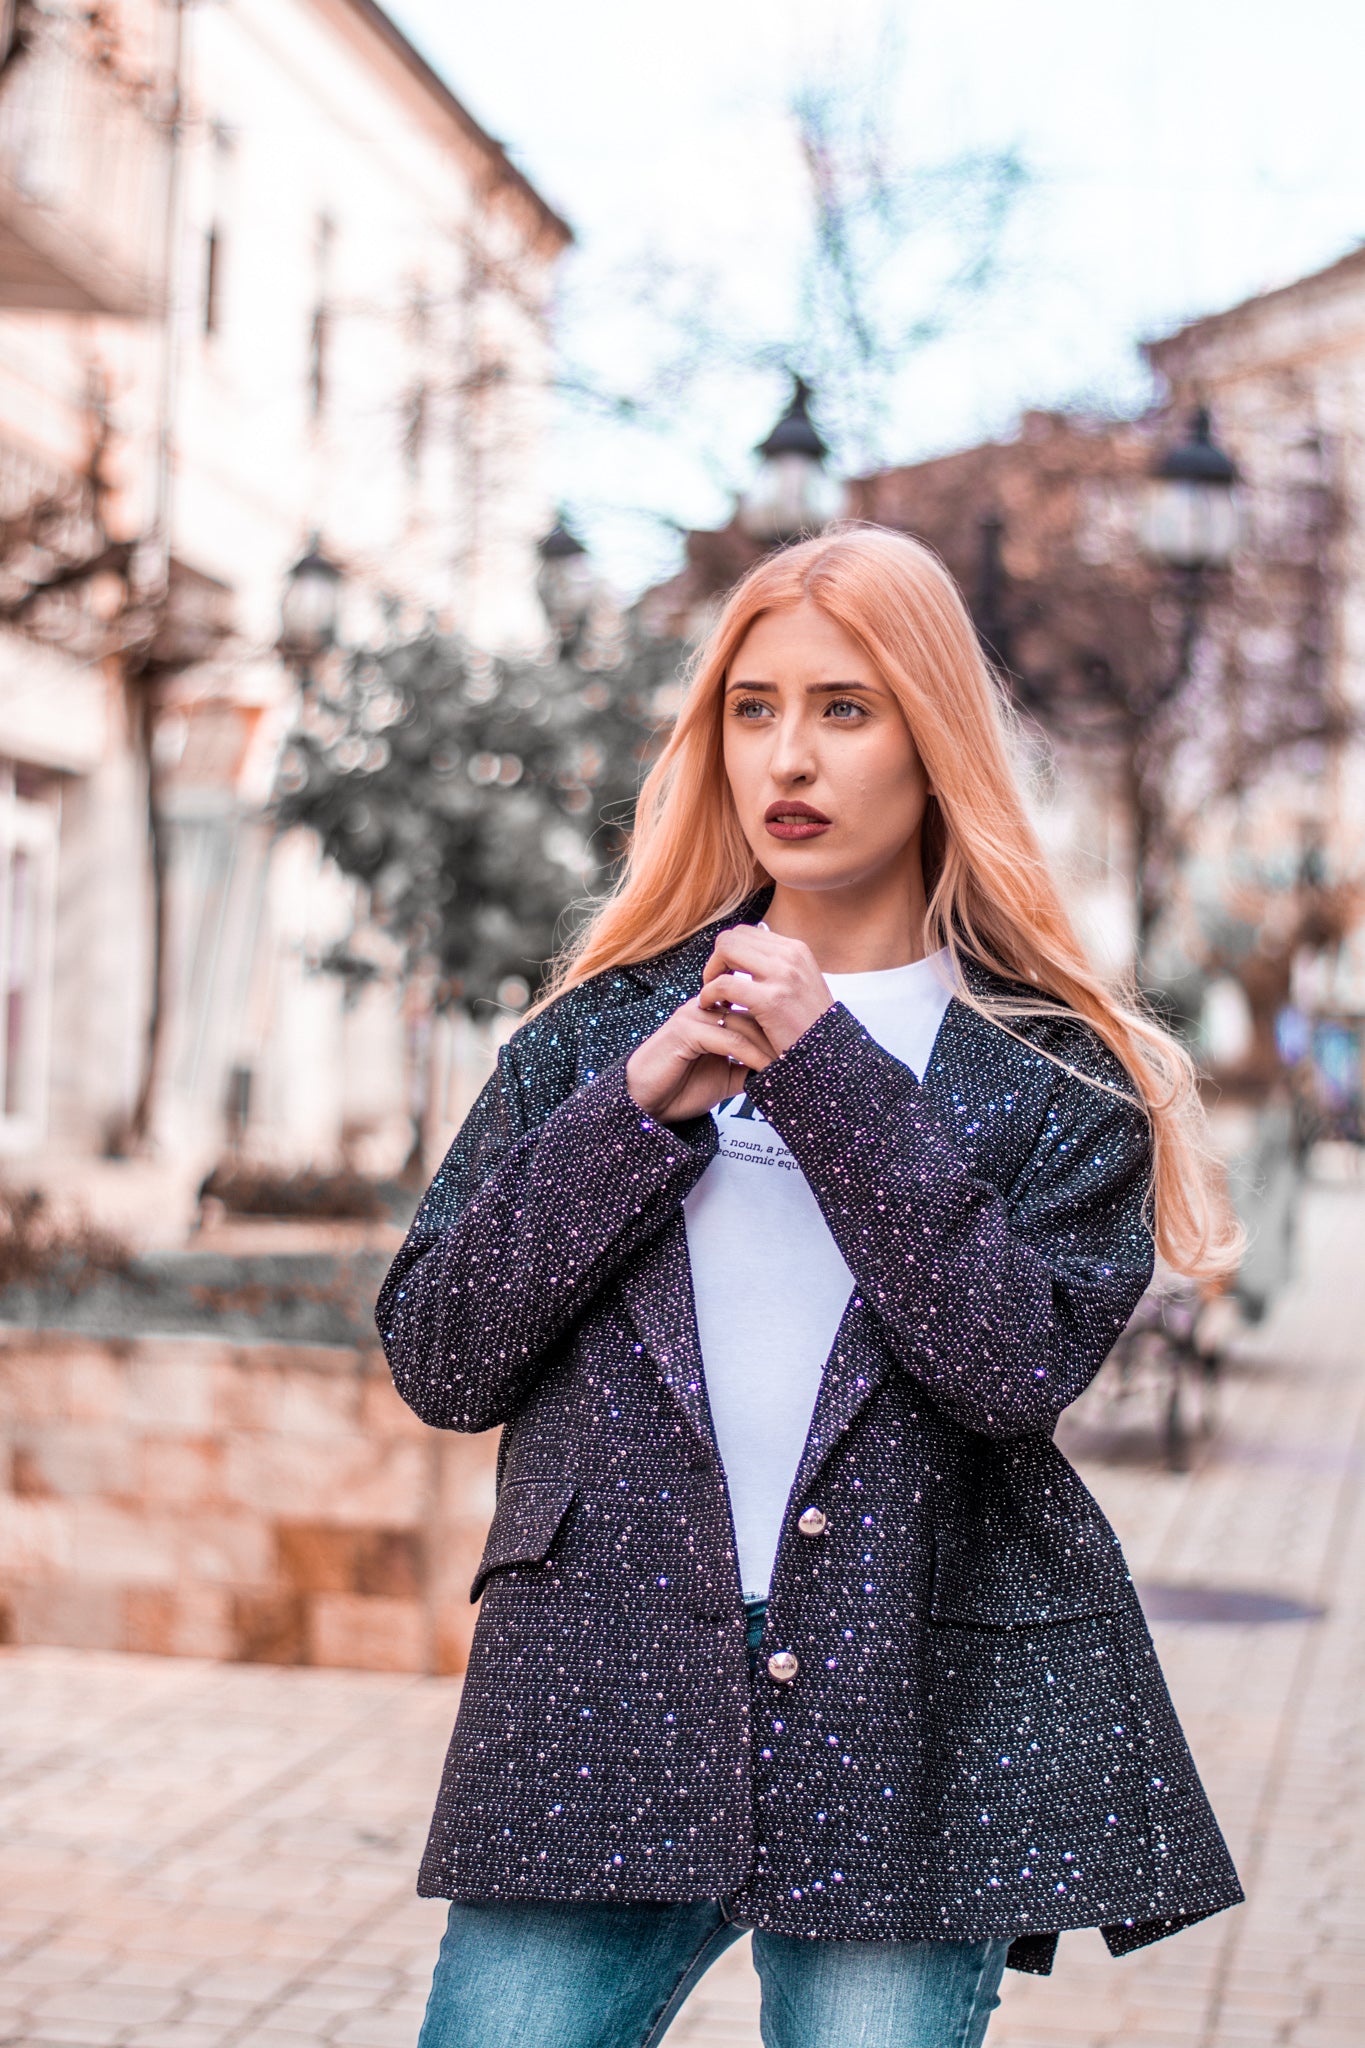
top-left (0, 1327), bottom-right (499, 1673)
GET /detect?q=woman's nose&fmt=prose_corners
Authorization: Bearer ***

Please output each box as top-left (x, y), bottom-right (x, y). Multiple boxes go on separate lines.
top-left (769, 716), bottom-right (817, 784)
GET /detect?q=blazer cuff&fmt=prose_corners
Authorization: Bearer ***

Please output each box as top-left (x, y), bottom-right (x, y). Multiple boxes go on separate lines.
top-left (566, 1053), bottom-right (719, 1188)
top-left (745, 1000), bottom-right (894, 1123)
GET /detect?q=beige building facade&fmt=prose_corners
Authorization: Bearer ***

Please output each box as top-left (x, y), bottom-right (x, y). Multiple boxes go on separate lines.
top-left (0, 0), bottom-right (567, 1212)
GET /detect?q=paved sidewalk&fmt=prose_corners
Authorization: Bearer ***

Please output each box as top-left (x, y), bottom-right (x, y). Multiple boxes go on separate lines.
top-left (2, 1180), bottom-right (1363, 2048)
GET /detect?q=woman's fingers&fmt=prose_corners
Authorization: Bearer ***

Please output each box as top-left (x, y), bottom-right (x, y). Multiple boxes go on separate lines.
top-left (699, 928), bottom-right (831, 1056)
top-left (705, 923), bottom-right (798, 975)
top-left (687, 1010), bottom-right (774, 1070)
top-left (699, 971), bottom-right (762, 1013)
top-left (703, 929), bottom-right (769, 981)
top-left (682, 993), bottom-right (775, 1063)
top-left (626, 987), bottom-right (780, 1119)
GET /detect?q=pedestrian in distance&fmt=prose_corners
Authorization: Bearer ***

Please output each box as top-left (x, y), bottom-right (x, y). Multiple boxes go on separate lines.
top-left (377, 523), bottom-right (1244, 2048)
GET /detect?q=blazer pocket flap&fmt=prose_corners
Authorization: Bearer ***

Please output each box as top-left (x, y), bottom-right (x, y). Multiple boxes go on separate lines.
top-left (471, 1480), bottom-right (576, 1601)
top-left (930, 1524), bottom-right (1127, 1628)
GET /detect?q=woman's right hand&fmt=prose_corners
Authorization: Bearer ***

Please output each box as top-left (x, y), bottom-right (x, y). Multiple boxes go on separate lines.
top-left (625, 993), bottom-right (777, 1125)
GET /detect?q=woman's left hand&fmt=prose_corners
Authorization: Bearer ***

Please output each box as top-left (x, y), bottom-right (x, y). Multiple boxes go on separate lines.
top-left (700, 925), bottom-right (834, 1058)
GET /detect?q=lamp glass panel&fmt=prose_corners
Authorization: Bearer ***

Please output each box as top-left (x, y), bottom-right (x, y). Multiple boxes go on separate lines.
top-left (739, 454), bottom-right (846, 541)
top-left (1142, 477), bottom-right (1240, 570)
top-left (537, 552), bottom-right (596, 633)
top-left (280, 567), bottom-right (340, 656)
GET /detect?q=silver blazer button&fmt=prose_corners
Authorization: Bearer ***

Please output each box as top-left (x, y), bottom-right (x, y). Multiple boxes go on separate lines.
top-left (797, 1506), bottom-right (827, 1536)
top-left (767, 1649), bottom-right (799, 1683)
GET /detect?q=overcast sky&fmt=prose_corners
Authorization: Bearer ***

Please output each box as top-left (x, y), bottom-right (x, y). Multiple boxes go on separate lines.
top-left (391, 0), bottom-right (1364, 592)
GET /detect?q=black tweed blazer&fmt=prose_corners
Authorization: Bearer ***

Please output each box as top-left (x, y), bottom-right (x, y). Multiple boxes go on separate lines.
top-left (376, 897), bottom-right (1242, 1975)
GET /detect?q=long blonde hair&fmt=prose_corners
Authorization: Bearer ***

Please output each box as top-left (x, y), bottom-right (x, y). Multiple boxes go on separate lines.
top-left (542, 524), bottom-right (1240, 1282)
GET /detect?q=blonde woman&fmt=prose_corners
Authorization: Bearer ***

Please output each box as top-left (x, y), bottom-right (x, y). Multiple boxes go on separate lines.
top-left (378, 527), bottom-right (1242, 2048)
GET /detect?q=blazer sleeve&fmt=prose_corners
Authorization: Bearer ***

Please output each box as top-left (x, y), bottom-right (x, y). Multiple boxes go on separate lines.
top-left (375, 1041), bottom-right (716, 1432)
top-left (744, 1001), bottom-right (1155, 1440)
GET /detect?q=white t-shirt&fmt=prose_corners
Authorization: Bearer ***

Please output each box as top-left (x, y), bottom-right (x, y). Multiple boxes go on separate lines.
top-left (682, 952), bottom-right (953, 1599)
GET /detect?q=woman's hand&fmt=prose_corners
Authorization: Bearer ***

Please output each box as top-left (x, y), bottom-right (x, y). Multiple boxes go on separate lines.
top-left (700, 925), bottom-right (834, 1056)
top-left (625, 992), bottom-right (778, 1125)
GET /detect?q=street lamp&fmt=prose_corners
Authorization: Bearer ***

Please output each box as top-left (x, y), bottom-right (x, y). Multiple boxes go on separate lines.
top-left (738, 376), bottom-right (846, 544)
top-left (1138, 404), bottom-right (1242, 712)
top-left (1141, 406), bottom-right (1240, 573)
top-left (279, 534), bottom-right (343, 669)
top-left (536, 514), bottom-right (596, 654)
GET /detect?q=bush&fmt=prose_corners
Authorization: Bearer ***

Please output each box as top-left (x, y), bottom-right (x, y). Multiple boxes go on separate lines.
top-left (197, 1163), bottom-right (404, 1223)
top-left (0, 1186), bottom-right (132, 1293)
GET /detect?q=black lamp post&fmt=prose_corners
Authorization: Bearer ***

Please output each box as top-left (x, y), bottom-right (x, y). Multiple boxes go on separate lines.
top-left (738, 376), bottom-right (846, 544)
top-left (279, 534), bottom-right (343, 677)
top-left (1142, 405), bottom-right (1241, 573)
top-left (1141, 405), bottom-right (1241, 700)
top-left (536, 514), bottom-right (596, 655)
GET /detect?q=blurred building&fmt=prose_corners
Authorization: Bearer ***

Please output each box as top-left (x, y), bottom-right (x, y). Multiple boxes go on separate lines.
top-left (1146, 250), bottom-right (1365, 1053)
top-left (0, 0), bottom-right (569, 1212)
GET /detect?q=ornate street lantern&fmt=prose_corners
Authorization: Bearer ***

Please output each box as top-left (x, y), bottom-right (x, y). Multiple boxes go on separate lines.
top-left (279, 534), bottom-right (343, 665)
top-left (1142, 406), bottom-right (1241, 572)
top-left (536, 515), bottom-right (596, 651)
top-left (738, 376), bottom-right (846, 544)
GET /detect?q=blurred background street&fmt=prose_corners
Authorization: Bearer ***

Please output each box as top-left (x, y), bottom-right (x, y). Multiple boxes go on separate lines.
top-left (1, 0), bottom-right (1364, 2042)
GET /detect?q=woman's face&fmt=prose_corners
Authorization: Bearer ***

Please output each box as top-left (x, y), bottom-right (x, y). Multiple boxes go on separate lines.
top-left (722, 599), bottom-right (931, 898)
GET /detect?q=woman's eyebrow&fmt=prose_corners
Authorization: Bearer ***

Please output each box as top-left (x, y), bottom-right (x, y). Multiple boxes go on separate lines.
top-left (724, 677), bottom-right (878, 693)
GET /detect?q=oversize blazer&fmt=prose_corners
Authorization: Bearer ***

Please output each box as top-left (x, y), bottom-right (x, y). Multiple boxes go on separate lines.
top-left (376, 896), bottom-right (1242, 1976)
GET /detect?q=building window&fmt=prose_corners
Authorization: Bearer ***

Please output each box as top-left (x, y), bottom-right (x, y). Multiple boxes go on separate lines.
top-left (0, 764), bottom-right (57, 1141)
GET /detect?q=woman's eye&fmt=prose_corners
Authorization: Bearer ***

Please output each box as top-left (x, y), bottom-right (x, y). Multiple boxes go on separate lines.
top-left (731, 696), bottom-right (772, 720)
top-left (826, 698), bottom-right (866, 721)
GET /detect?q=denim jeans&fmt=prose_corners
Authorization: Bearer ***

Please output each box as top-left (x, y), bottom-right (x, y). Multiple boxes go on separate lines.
top-left (415, 1606), bottom-right (1008, 2048)
top-left (416, 1896), bottom-right (1008, 2048)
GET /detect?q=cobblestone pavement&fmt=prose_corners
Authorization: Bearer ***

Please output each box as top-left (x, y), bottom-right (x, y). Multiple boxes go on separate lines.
top-left (2, 1178), bottom-right (1363, 2048)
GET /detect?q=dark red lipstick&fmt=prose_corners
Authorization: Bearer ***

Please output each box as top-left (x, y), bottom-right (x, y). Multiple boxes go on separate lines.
top-left (763, 799), bottom-right (833, 842)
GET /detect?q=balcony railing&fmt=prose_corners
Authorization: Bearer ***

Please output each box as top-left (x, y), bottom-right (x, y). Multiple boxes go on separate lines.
top-left (0, 6), bottom-right (167, 315)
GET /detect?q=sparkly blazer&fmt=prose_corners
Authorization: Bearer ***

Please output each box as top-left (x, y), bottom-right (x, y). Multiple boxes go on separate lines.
top-left (376, 897), bottom-right (1243, 1975)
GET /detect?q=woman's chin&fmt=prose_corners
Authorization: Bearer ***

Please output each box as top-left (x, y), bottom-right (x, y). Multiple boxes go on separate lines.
top-left (754, 841), bottom-right (842, 886)
top-left (761, 853), bottom-right (871, 898)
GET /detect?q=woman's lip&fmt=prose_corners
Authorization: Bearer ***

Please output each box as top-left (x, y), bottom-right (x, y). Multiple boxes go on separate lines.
top-left (765, 814), bottom-right (832, 841)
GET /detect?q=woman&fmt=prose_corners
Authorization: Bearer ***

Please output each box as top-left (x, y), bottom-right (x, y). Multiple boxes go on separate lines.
top-left (377, 526), bottom-right (1243, 2048)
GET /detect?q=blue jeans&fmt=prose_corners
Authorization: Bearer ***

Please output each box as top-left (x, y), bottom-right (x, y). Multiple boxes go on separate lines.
top-left (416, 1898), bottom-right (1008, 2048)
top-left (416, 1604), bottom-right (1010, 2046)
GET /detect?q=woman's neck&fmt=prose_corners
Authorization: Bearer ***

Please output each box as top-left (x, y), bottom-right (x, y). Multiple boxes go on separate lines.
top-left (762, 866), bottom-right (929, 975)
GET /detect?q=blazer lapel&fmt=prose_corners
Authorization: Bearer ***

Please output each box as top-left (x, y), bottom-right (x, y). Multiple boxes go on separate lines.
top-left (788, 1296), bottom-right (890, 1504)
top-left (588, 890), bottom-right (772, 1456)
top-left (618, 1214), bottom-right (717, 1456)
top-left (575, 978), bottom-right (717, 1456)
top-left (787, 994), bottom-right (970, 1499)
